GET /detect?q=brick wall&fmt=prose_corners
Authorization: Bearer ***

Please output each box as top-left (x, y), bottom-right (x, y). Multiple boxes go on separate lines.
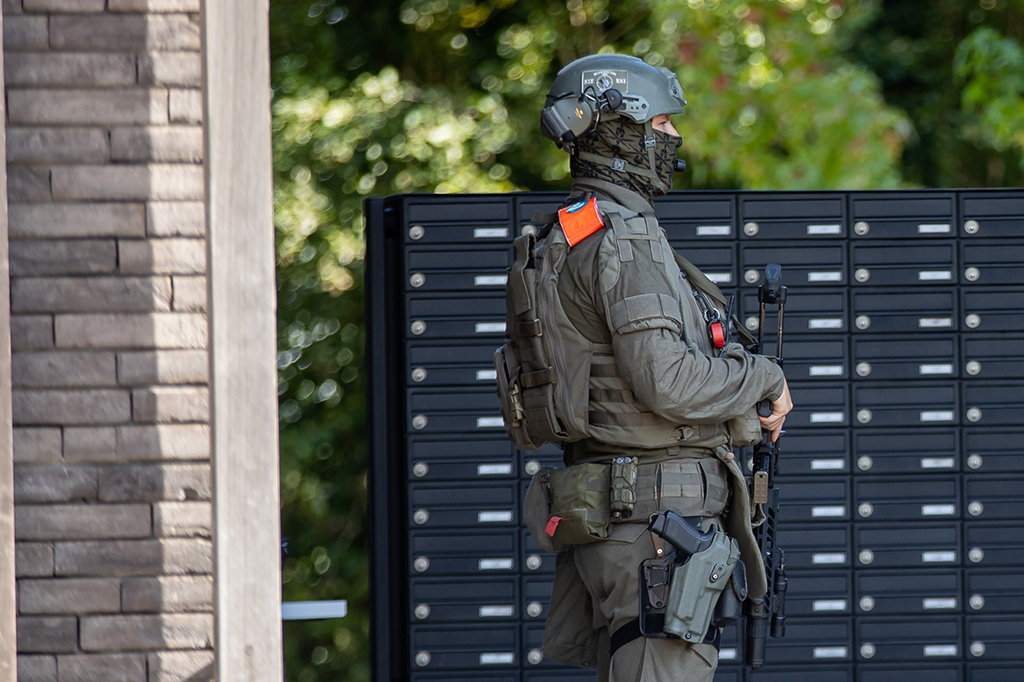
top-left (3, 0), bottom-right (214, 679)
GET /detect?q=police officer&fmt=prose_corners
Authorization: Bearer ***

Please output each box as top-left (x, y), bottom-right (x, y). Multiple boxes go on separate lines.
top-left (515, 53), bottom-right (793, 681)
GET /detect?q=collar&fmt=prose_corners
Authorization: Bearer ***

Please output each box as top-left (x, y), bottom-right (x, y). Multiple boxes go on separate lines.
top-left (570, 177), bottom-right (656, 215)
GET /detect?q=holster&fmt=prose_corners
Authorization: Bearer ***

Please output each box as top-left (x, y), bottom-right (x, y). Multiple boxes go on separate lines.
top-left (662, 530), bottom-right (742, 643)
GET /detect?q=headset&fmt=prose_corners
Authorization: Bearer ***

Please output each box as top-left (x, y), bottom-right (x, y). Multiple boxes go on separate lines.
top-left (540, 86), bottom-right (625, 151)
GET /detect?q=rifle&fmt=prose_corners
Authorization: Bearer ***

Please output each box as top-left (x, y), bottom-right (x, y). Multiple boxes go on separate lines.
top-left (745, 263), bottom-right (789, 670)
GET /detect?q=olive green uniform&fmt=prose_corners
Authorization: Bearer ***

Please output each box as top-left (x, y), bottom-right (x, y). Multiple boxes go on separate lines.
top-left (539, 177), bottom-right (786, 681)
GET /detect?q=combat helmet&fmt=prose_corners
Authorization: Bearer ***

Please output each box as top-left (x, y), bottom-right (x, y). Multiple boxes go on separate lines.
top-left (541, 53), bottom-right (687, 193)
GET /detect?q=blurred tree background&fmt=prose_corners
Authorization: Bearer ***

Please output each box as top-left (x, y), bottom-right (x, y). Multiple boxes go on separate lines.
top-left (270, 0), bottom-right (1024, 679)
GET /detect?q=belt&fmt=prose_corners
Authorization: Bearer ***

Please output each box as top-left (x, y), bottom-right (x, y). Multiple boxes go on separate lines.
top-left (609, 618), bottom-right (720, 657)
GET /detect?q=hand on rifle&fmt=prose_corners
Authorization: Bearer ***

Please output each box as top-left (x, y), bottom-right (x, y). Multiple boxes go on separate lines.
top-left (758, 379), bottom-right (793, 442)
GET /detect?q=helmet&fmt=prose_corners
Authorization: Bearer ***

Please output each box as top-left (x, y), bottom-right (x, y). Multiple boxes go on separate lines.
top-left (540, 53), bottom-right (687, 197)
top-left (540, 53), bottom-right (686, 148)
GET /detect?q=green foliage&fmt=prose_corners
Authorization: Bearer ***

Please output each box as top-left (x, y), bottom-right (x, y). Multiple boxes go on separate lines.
top-left (955, 26), bottom-right (1024, 164)
top-left (843, 0), bottom-right (1024, 186)
top-left (271, 1), bottom-right (1023, 680)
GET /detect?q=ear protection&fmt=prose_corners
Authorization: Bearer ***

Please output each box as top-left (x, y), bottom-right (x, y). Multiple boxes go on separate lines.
top-left (540, 87), bottom-right (625, 150)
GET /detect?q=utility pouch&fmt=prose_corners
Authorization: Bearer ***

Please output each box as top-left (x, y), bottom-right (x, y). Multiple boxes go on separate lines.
top-left (663, 530), bottom-right (741, 643)
top-left (609, 456), bottom-right (638, 520)
top-left (725, 406), bottom-right (762, 448)
top-left (494, 344), bottom-right (541, 452)
top-left (546, 463), bottom-right (611, 546)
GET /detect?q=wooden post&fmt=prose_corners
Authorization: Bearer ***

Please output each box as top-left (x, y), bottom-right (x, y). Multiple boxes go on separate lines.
top-left (0, 11), bottom-right (15, 681)
top-left (202, 0), bottom-right (283, 679)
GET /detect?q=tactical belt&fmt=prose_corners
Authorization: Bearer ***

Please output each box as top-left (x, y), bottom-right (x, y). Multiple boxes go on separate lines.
top-left (609, 618), bottom-right (720, 658)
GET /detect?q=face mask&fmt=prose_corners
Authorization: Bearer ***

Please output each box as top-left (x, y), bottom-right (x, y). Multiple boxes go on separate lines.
top-left (651, 128), bottom-right (683, 196)
top-left (570, 118), bottom-right (683, 201)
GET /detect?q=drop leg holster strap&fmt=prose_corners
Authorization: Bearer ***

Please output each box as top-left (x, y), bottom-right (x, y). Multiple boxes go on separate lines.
top-left (609, 620), bottom-right (720, 658)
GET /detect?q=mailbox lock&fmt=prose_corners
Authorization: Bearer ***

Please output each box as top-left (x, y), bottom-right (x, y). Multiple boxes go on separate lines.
top-left (411, 367), bottom-right (428, 383)
top-left (966, 361), bottom-right (981, 376)
top-left (527, 601), bottom-right (543, 618)
top-left (860, 643), bottom-right (876, 659)
top-left (857, 502), bottom-right (874, 518)
top-left (968, 547), bottom-right (985, 563)
top-left (967, 407), bottom-right (982, 423)
top-left (856, 409), bottom-right (873, 424)
top-left (967, 454), bottom-right (983, 470)
top-left (855, 315), bottom-right (871, 330)
top-left (409, 272), bottom-right (426, 288)
top-left (743, 221), bottom-right (760, 236)
top-left (412, 414), bottom-right (429, 430)
top-left (413, 556), bottom-right (430, 572)
top-left (968, 501), bottom-right (984, 517)
top-left (857, 456), bottom-right (874, 471)
top-left (745, 316), bottom-right (759, 331)
top-left (409, 225), bottom-right (426, 240)
top-left (526, 554), bottom-right (543, 571)
top-left (854, 221), bottom-right (870, 236)
top-left (966, 314), bottom-right (981, 329)
top-left (521, 224), bottom-right (537, 236)
top-left (970, 641), bottom-right (986, 658)
top-left (858, 549), bottom-right (875, 565)
top-left (525, 460), bottom-right (541, 475)
top-left (854, 268), bottom-right (871, 283)
top-left (855, 362), bottom-right (872, 377)
top-left (413, 509), bottom-right (430, 525)
top-left (744, 269), bottom-right (760, 284)
top-left (410, 320), bottom-right (427, 335)
top-left (969, 594), bottom-right (986, 611)
top-left (412, 462), bottom-right (429, 478)
top-left (528, 649), bottom-right (544, 665)
top-left (415, 651), bottom-right (431, 667)
top-left (859, 596), bottom-right (875, 612)
top-left (965, 267), bottom-right (980, 282)
top-left (964, 219), bottom-right (980, 235)
top-left (414, 604), bottom-right (431, 620)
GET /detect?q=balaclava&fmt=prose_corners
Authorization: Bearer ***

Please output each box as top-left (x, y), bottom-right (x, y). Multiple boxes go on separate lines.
top-left (570, 117), bottom-right (682, 204)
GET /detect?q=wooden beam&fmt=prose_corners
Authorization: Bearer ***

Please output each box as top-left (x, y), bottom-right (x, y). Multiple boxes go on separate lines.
top-left (0, 11), bottom-right (16, 680)
top-left (202, 0), bottom-right (283, 679)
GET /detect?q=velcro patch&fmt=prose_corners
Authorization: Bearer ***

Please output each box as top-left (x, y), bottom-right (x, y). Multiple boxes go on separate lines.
top-left (559, 198), bottom-right (604, 246)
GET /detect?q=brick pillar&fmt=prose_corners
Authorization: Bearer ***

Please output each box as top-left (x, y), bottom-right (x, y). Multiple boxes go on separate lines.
top-left (4, 0), bottom-right (215, 680)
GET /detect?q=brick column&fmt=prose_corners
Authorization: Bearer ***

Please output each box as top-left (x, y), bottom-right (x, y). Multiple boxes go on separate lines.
top-left (4, 1), bottom-right (214, 680)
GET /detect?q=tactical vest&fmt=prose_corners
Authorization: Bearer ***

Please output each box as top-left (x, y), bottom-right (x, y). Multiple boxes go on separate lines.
top-left (495, 200), bottom-right (752, 453)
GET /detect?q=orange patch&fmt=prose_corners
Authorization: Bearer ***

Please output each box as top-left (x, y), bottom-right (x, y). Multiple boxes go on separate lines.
top-left (558, 198), bottom-right (605, 247)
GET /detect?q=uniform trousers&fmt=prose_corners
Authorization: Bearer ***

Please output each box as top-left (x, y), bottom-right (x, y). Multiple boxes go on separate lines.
top-left (574, 523), bottom-right (719, 682)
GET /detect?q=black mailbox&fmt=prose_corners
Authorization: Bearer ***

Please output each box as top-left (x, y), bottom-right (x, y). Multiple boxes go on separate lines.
top-left (785, 570), bottom-right (853, 617)
top-left (856, 617), bottom-right (961, 663)
top-left (963, 429), bottom-right (1024, 474)
top-left (408, 481), bottom-right (517, 529)
top-left (962, 381), bottom-right (1024, 427)
top-left (405, 244), bottom-right (512, 293)
top-left (410, 577), bottom-right (519, 623)
top-left (853, 523), bottom-right (960, 569)
top-left (857, 664), bottom-right (962, 682)
top-left (854, 570), bottom-right (961, 616)
top-left (965, 616), bottom-right (1024, 661)
top-left (852, 429), bottom-right (959, 475)
top-left (850, 241), bottom-right (956, 287)
top-left (409, 528), bottom-right (518, 577)
top-left (960, 241), bottom-right (1024, 286)
top-left (404, 196), bottom-right (514, 244)
top-left (851, 288), bottom-right (957, 335)
top-left (961, 287), bottom-right (1024, 333)
top-left (406, 292), bottom-right (505, 339)
top-left (407, 340), bottom-right (502, 388)
top-left (740, 242), bottom-right (847, 287)
top-left (851, 335), bottom-right (957, 381)
top-left (775, 523), bottom-right (851, 570)
top-left (964, 521), bottom-right (1024, 567)
top-left (962, 334), bottom-right (1024, 380)
top-left (739, 193), bottom-right (846, 240)
top-left (963, 475), bottom-right (1024, 521)
top-left (852, 382), bottom-right (958, 428)
top-left (850, 193), bottom-right (955, 240)
top-left (960, 191), bottom-right (1024, 238)
top-left (408, 435), bottom-right (515, 482)
top-left (656, 193), bottom-right (737, 241)
top-left (964, 568), bottom-right (1024, 616)
top-left (774, 429), bottom-right (850, 476)
top-left (853, 476), bottom-right (959, 522)
top-left (409, 624), bottom-right (518, 670)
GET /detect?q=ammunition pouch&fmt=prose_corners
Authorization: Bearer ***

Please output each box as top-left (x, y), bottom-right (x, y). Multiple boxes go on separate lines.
top-left (663, 530), bottom-right (742, 642)
top-left (725, 405), bottom-right (762, 448)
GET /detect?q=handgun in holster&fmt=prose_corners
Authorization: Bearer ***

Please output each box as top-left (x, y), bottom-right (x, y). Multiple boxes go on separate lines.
top-left (639, 510), bottom-right (747, 644)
